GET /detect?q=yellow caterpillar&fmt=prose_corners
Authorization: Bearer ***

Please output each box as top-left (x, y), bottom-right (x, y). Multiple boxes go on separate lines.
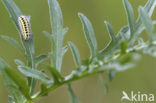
top-left (18, 16), bottom-right (31, 40)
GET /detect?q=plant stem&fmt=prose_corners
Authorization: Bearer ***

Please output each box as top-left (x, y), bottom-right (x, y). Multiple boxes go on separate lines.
top-left (29, 40), bottom-right (156, 102)
top-left (26, 43), bottom-right (36, 95)
top-left (31, 66), bottom-right (106, 102)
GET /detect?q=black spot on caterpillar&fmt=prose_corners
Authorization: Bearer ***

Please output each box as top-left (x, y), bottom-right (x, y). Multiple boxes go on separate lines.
top-left (18, 16), bottom-right (31, 40)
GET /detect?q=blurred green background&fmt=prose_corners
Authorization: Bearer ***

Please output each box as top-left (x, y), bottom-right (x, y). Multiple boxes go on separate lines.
top-left (0, 0), bottom-right (156, 103)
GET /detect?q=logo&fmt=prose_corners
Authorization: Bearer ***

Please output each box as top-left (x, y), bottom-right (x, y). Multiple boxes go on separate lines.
top-left (121, 91), bottom-right (154, 102)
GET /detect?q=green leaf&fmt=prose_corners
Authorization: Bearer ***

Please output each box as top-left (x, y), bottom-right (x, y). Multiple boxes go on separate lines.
top-left (78, 12), bottom-right (98, 58)
top-left (68, 42), bottom-right (81, 67)
top-left (22, 36), bottom-right (35, 63)
top-left (108, 70), bottom-right (116, 82)
top-left (62, 27), bottom-right (69, 36)
top-left (14, 59), bottom-right (25, 66)
top-left (138, 38), bottom-right (144, 45)
top-left (99, 23), bottom-right (129, 59)
top-left (5, 67), bottom-right (30, 99)
top-left (99, 24), bottom-right (128, 58)
top-left (35, 54), bottom-right (48, 67)
top-left (62, 46), bottom-right (68, 57)
top-left (1, 35), bottom-right (25, 56)
top-left (144, 0), bottom-right (156, 17)
top-left (18, 66), bottom-right (53, 84)
top-left (43, 31), bottom-right (52, 40)
top-left (98, 74), bottom-right (108, 95)
top-left (99, 36), bottom-right (121, 59)
top-left (123, 0), bottom-right (135, 37)
top-left (96, 61), bottom-right (135, 72)
top-left (67, 83), bottom-right (81, 103)
top-left (119, 26), bottom-right (130, 41)
top-left (130, 0), bottom-right (156, 45)
top-left (52, 28), bottom-right (68, 72)
top-left (9, 96), bottom-right (26, 103)
top-left (50, 29), bottom-right (66, 72)
top-left (46, 65), bottom-right (63, 83)
top-left (139, 6), bottom-right (154, 41)
top-left (1, 0), bottom-right (22, 30)
top-left (2, 0), bottom-right (35, 60)
top-left (135, 0), bottom-right (156, 30)
top-left (143, 43), bottom-right (156, 57)
top-left (40, 83), bottom-right (48, 96)
top-left (48, 0), bottom-right (67, 72)
top-left (48, 0), bottom-right (63, 34)
top-left (104, 21), bottom-right (116, 42)
top-left (0, 59), bottom-right (26, 103)
top-left (100, 0), bottom-right (156, 58)
top-left (2, 2), bottom-right (35, 91)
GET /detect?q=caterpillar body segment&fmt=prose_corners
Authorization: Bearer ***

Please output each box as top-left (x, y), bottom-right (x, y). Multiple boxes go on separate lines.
top-left (18, 16), bottom-right (32, 40)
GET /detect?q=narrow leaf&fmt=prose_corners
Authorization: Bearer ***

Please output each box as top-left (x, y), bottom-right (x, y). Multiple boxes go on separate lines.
top-left (18, 66), bottom-right (53, 84)
top-left (131, 0), bottom-right (156, 44)
top-left (123, 0), bottom-right (135, 36)
top-left (2, 0), bottom-right (35, 65)
top-left (2, 2), bottom-right (35, 92)
top-left (48, 0), bottom-right (67, 72)
top-left (46, 65), bottom-right (63, 82)
top-left (78, 13), bottom-right (98, 57)
top-left (14, 59), bottom-right (25, 66)
top-left (5, 67), bottom-right (30, 99)
top-left (104, 21), bottom-right (116, 42)
top-left (51, 30), bottom-right (64, 72)
top-left (139, 6), bottom-right (154, 41)
top-left (144, 0), bottom-right (156, 17)
top-left (136, 0), bottom-right (156, 28)
top-left (62, 46), bottom-right (68, 57)
top-left (51, 28), bottom-right (68, 72)
top-left (109, 70), bottom-right (116, 81)
top-left (98, 74), bottom-right (108, 95)
top-left (0, 59), bottom-right (26, 103)
top-left (67, 83), bottom-right (81, 103)
top-left (1, 0), bottom-right (22, 29)
top-left (119, 26), bottom-right (130, 41)
top-left (62, 27), bottom-right (69, 36)
top-left (2, 36), bottom-right (25, 56)
top-left (48, 0), bottom-right (63, 34)
top-left (35, 54), bottom-right (48, 67)
top-left (68, 42), bottom-right (81, 67)
top-left (43, 31), bottom-right (52, 40)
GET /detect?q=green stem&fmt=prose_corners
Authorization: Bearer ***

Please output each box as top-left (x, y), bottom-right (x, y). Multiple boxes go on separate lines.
top-left (30, 41), bottom-right (156, 102)
top-left (29, 53), bottom-right (36, 95)
top-left (26, 42), bottom-right (35, 95)
top-left (31, 66), bottom-right (106, 102)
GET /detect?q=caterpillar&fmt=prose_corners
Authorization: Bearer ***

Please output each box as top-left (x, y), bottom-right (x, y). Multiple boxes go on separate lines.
top-left (18, 16), bottom-right (31, 40)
